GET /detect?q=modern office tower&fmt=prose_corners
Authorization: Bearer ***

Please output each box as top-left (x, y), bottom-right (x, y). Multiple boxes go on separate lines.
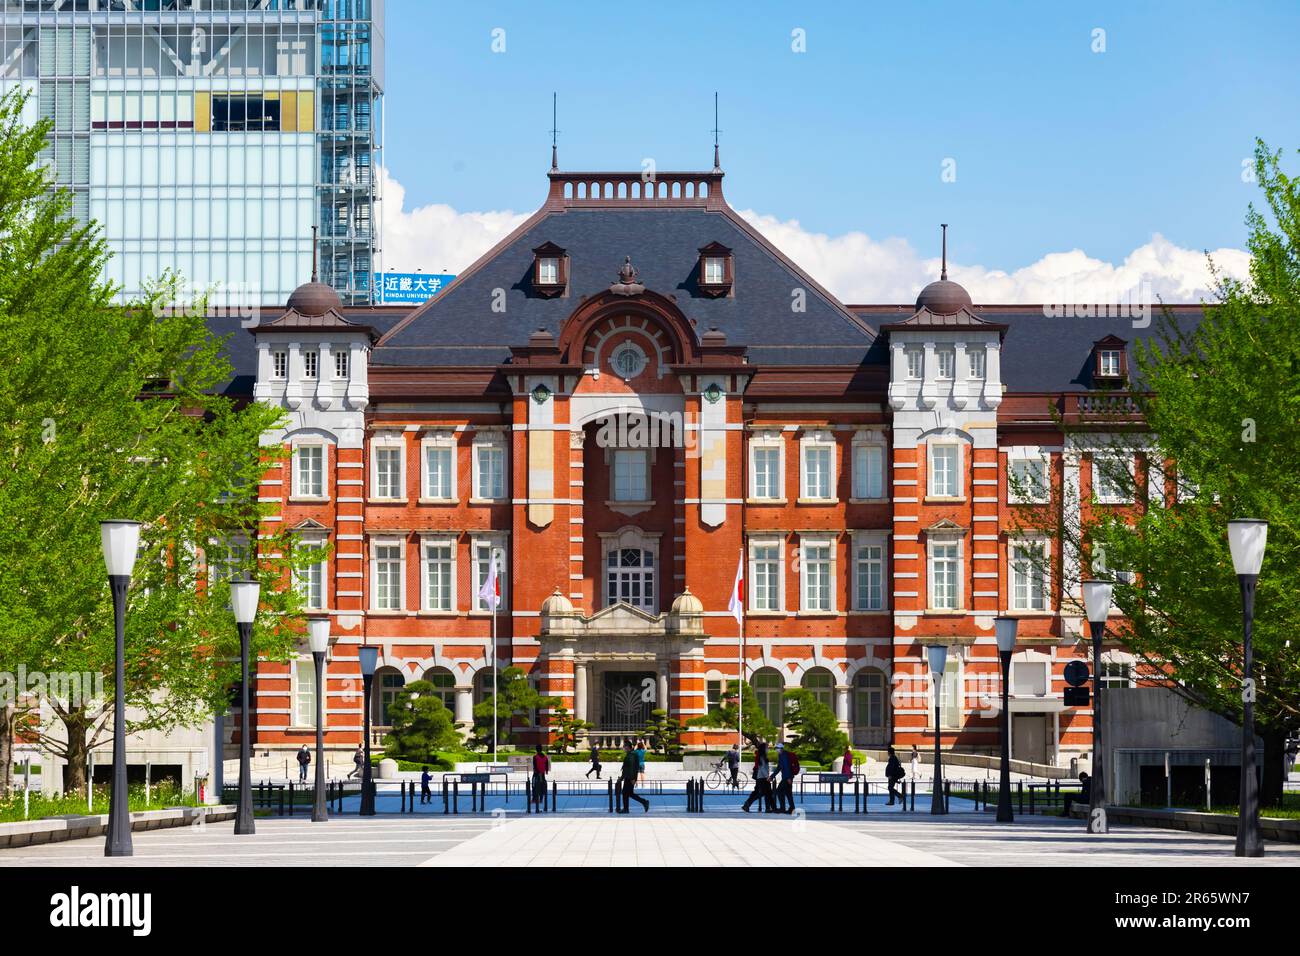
top-left (0, 0), bottom-right (383, 307)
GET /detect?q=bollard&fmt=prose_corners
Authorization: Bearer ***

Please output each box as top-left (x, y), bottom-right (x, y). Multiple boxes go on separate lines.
top-left (699, 776), bottom-right (704, 813)
top-left (452, 779), bottom-right (459, 815)
top-left (608, 778), bottom-right (615, 813)
top-left (288, 781), bottom-right (294, 817)
top-left (943, 779), bottom-right (950, 814)
top-left (1018, 780), bottom-right (1024, 814)
top-left (551, 780), bottom-right (557, 813)
top-left (1029, 785), bottom-right (1035, 816)
top-left (279, 785), bottom-right (285, 817)
top-left (442, 778), bottom-right (449, 815)
top-left (526, 778), bottom-right (533, 814)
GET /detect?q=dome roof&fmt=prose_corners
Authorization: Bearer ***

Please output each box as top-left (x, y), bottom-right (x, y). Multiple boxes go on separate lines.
top-left (540, 588), bottom-right (575, 617)
top-left (915, 278), bottom-right (973, 315)
top-left (670, 588), bottom-right (704, 615)
top-left (286, 280), bottom-right (343, 317)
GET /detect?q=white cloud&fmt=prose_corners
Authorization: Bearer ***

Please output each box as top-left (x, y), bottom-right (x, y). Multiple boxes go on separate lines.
top-left (378, 167), bottom-right (1250, 303)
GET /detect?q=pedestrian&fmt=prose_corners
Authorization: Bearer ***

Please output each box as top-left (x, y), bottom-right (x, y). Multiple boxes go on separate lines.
top-left (296, 744), bottom-right (311, 782)
top-left (774, 742), bottom-right (799, 814)
top-left (530, 744), bottom-right (550, 809)
top-left (585, 742), bottom-right (603, 779)
top-left (1061, 772), bottom-right (1091, 817)
top-left (910, 744), bottom-right (920, 781)
top-left (635, 739), bottom-right (647, 784)
top-left (885, 745), bottom-right (906, 805)
top-left (723, 743), bottom-right (741, 789)
top-left (349, 746), bottom-right (364, 779)
top-left (841, 746), bottom-right (855, 779)
top-left (618, 739), bottom-right (649, 813)
top-left (420, 765), bottom-right (432, 805)
top-left (742, 741), bottom-right (775, 813)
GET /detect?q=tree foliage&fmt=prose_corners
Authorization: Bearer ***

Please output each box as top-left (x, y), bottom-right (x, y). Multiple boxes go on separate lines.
top-left (686, 680), bottom-right (778, 747)
top-left (470, 667), bottom-right (558, 750)
top-left (382, 680), bottom-right (462, 761)
top-left (781, 688), bottom-right (848, 765)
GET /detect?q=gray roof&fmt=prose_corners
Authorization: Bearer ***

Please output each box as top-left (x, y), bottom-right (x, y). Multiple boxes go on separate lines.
top-left (373, 205), bottom-right (875, 366)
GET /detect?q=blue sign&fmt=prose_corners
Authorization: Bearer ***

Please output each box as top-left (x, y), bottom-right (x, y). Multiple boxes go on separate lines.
top-left (376, 272), bottom-right (455, 304)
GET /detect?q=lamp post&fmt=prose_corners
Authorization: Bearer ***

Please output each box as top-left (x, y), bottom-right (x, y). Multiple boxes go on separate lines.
top-left (308, 616), bottom-right (331, 823)
top-left (1081, 579), bottom-right (1113, 834)
top-left (928, 644), bottom-right (949, 815)
top-left (230, 578), bottom-right (260, 836)
top-left (100, 520), bottom-right (140, 858)
top-left (358, 645), bottom-right (378, 816)
top-left (1228, 518), bottom-right (1268, 858)
top-left (994, 616), bottom-right (1018, 823)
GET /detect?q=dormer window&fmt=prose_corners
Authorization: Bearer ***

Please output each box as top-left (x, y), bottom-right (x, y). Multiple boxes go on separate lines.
top-left (1098, 350), bottom-right (1121, 377)
top-left (531, 241), bottom-right (567, 296)
top-left (1092, 336), bottom-right (1128, 383)
top-left (697, 241), bottom-right (733, 296)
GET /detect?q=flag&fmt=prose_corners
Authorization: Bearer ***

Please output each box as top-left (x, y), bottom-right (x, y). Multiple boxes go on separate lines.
top-left (728, 552), bottom-right (744, 625)
top-left (478, 550), bottom-right (500, 611)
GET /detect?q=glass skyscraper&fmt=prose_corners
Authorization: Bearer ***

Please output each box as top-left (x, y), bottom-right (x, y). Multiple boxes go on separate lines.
top-left (0, 0), bottom-right (383, 307)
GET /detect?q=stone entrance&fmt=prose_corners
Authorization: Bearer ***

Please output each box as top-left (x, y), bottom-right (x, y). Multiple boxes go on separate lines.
top-left (600, 670), bottom-right (657, 733)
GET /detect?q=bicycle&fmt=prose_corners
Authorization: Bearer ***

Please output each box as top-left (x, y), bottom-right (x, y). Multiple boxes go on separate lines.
top-left (705, 760), bottom-right (748, 790)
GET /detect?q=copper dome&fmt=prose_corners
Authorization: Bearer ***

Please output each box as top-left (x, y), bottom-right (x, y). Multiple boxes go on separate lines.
top-left (915, 278), bottom-right (973, 315)
top-left (286, 281), bottom-right (343, 317)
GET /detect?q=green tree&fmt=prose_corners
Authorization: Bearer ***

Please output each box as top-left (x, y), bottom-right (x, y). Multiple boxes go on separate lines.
top-left (687, 680), bottom-right (778, 747)
top-left (1011, 140), bottom-right (1300, 806)
top-left (382, 680), bottom-right (462, 761)
top-left (781, 689), bottom-right (848, 765)
top-left (642, 707), bottom-right (685, 756)
top-left (470, 667), bottom-right (558, 750)
top-left (0, 87), bottom-right (312, 794)
top-left (549, 706), bottom-right (591, 754)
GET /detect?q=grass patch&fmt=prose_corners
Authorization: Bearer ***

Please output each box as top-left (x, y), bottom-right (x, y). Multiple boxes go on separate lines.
top-left (0, 782), bottom-right (198, 824)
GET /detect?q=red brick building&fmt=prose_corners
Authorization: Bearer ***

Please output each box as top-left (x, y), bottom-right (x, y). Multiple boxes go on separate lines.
top-left (232, 162), bottom-right (1194, 768)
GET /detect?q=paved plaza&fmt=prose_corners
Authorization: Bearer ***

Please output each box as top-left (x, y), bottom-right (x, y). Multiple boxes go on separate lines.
top-left (2, 810), bottom-right (1297, 868)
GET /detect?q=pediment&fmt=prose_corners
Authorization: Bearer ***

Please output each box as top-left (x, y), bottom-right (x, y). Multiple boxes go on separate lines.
top-left (924, 518), bottom-right (967, 536)
top-left (586, 601), bottom-right (661, 627)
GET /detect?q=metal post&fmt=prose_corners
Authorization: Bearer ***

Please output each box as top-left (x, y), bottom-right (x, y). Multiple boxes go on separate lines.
top-left (288, 781), bottom-right (294, 817)
top-left (608, 778), bottom-right (614, 813)
top-left (452, 779), bottom-right (459, 814)
top-left (234, 619), bottom-right (255, 835)
top-left (1088, 618), bottom-right (1108, 833)
top-left (1236, 573), bottom-right (1263, 857)
top-left (997, 648), bottom-right (1014, 822)
top-left (931, 681), bottom-right (946, 815)
top-left (105, 574), bottom-right (133, 856)
top-left (1205, 758), bottom-right (1212, 812)
top-left (551, 779), bottom-right (557, 812)
top-left (359, 670), bottom-right (375, 816)
top-left (312, 650), bottom-right (328, 822)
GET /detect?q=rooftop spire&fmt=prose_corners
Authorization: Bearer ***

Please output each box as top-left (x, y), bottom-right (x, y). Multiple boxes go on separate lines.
top-left (311, 224), bottom-right (318, 282)
top-left (940, 223), bottom-right (948, 280)
top-left (550, 92), bottom-right (559, 170)
top-left (711, 91), bottom-right (721, 170)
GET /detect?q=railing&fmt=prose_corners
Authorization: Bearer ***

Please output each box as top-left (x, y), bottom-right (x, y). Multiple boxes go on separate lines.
top-left (546, 170), bottom-right (726, 208)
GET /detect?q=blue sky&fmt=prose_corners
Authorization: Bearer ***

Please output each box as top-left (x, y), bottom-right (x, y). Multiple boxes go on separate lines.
top-left (380, 0), bottom-right (1297, 300)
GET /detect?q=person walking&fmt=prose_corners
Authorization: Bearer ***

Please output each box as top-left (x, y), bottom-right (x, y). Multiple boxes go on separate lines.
top-left (349, 746), bottom-right (364, 780)
top-left (841, 746), bottom-right (855, 779)
top-left (420, 765), bottom-right (432, 805)
top-left (885, 745), bottom-right (906, 806)
top-left (742, 741), bottom-right (775, 813)
top-left (296, 744), bottom-right (311, 783)
top-left (635, 739), bottom-right (647, 784)
top-left (910, 744), bottom-right (920, 782)
top-left (723, 743), bottom-right (741, 789)
top-left (585, 743), bottom-right (603, 779)
top-left (774, 743), bottom-right (799, 814)
top-left (618, 739), bottom-right (649, 813)
top-left (530, 744), bottom-right (550, 810)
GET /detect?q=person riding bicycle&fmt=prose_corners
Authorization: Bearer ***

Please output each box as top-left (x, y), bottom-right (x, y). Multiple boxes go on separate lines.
top-left (721, 743), bottom-right (741, 788)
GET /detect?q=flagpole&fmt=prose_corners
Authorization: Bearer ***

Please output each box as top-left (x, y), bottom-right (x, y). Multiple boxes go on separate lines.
top-left (492, 550), bottom-right (499, 764)
top-left (737, 546), bottom-right (744, 753)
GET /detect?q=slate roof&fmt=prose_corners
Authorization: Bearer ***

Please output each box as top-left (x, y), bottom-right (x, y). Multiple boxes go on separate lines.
top-left (373, 204), bottom-right (876, 367)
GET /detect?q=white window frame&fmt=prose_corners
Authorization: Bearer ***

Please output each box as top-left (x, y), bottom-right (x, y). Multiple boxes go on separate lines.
top-left (749, 432), bottom-right (784, 501)
top-left (1008, 452), bottom-right (1050, 505)
top-left (799, 535), bottom-right (836, 613)
top-left (927, 442), bottom-right (961, 499)
top-left (370, 537), bottom-right (405, 612)
top-left (748, 536), bottom-right (784, 613)
top-left (302, 349), bottom-right (318, 379)
top-left (472, 434), bottom-right (508, 501)
top-left (293, 657), bottom-right (318, 728)
top-left (851, 436), bottom-right (886, 501)
top-left (334, 349), bottom-right (349, 379)
top-left (1009, 537), bottom-right (1049, 612)
top-left (926, 534), bottom-right (964, 611)
top-left (611, 448), bottom-right (650, 502)
top-left (799, 431), bottom-right (836, 502)
top-left (537, 256), bottom-right (559, 285)
top-left (936, 347), bottom-right (956, 379)
top-left (272, 349), bottom-right (288, 380)
top-left (851, 532), bottom-right (888, 611)
top-left (931, 655), bottom-right (963, 730)
top-left (1098, 349), bottom-right (1121, 377)
top-left (1092, 454), bottom-right (1133, 504)
top-left (472, 536), bottom-right (509, 612)
top-left (1010, 655), bottom-right (1050, 697)
top-left (906, 347), bottom-right (924, 379)
top-left (370, 434), bottom-right (405, 501)
top-left (420, 534), bottom-right (456, 613)
top-left (968, 348), bottom-right (986, 379)
top-left (420, 432), bottom-right (457, 502)
top-left (295, 537), bottom-right (327, 610)
top-left (703, 256), bottom-right (726, 284)
top-left (291, 443), bottom-right (327, 499)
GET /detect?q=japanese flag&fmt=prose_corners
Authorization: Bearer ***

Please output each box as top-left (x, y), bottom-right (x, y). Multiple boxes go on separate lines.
top-left (728, 553), bottom-right (744, 625)
top-left (478, 551), bottom-right (500, 611)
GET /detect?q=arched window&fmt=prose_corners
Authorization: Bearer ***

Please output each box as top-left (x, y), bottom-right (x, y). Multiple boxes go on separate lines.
top-left (372, 667), bottom-right (405, 726)
top-left (474, 668), bottom-right (498, 707)
top-left (802, 667), bottom-right (835, 710)
top-left (852, 669), bottom-right (887, 746)
top-left (606, 546), bottom-right (655, 611)
top-left (752, 668), bottom-right (785, 730)
top-left (423, 667), bottom-right (456, 710)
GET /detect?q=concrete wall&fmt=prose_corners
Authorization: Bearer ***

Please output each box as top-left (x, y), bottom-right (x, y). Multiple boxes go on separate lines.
top-left (1103, 686), bottom-right (1241, 751)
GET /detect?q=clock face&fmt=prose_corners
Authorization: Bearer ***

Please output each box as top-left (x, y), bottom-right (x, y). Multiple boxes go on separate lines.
top-left (611, 343), bottom-right (647, 380)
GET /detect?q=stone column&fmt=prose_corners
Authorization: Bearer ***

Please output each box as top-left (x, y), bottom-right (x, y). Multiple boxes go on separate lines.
top-left (658, 667), bottom-right (670, 718)
top-left (454, 686), bottom-right (473, 726)
top-left (575, 661), bottom-right (589, 723)
top-left (835, 684), bottom-right (851, 732)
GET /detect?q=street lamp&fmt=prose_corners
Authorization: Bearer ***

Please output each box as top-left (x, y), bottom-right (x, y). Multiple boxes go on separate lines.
top-left (358, 645), bottom-right (378, 816)
top-left (1081, 579), bottom-right (1113, 834)
top-left (994, 616), bottom-right (1018, 823)
top-left (1228, 518), bottom-right (1268, 858)
top-left (308, 616), bottom-right (331, 823)
top-left (928, 644), bottom-right (949, 815)
top-left (230, 578), bottom-right (260, 836)
top-left (100, 519), bottom-right (140, 858)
